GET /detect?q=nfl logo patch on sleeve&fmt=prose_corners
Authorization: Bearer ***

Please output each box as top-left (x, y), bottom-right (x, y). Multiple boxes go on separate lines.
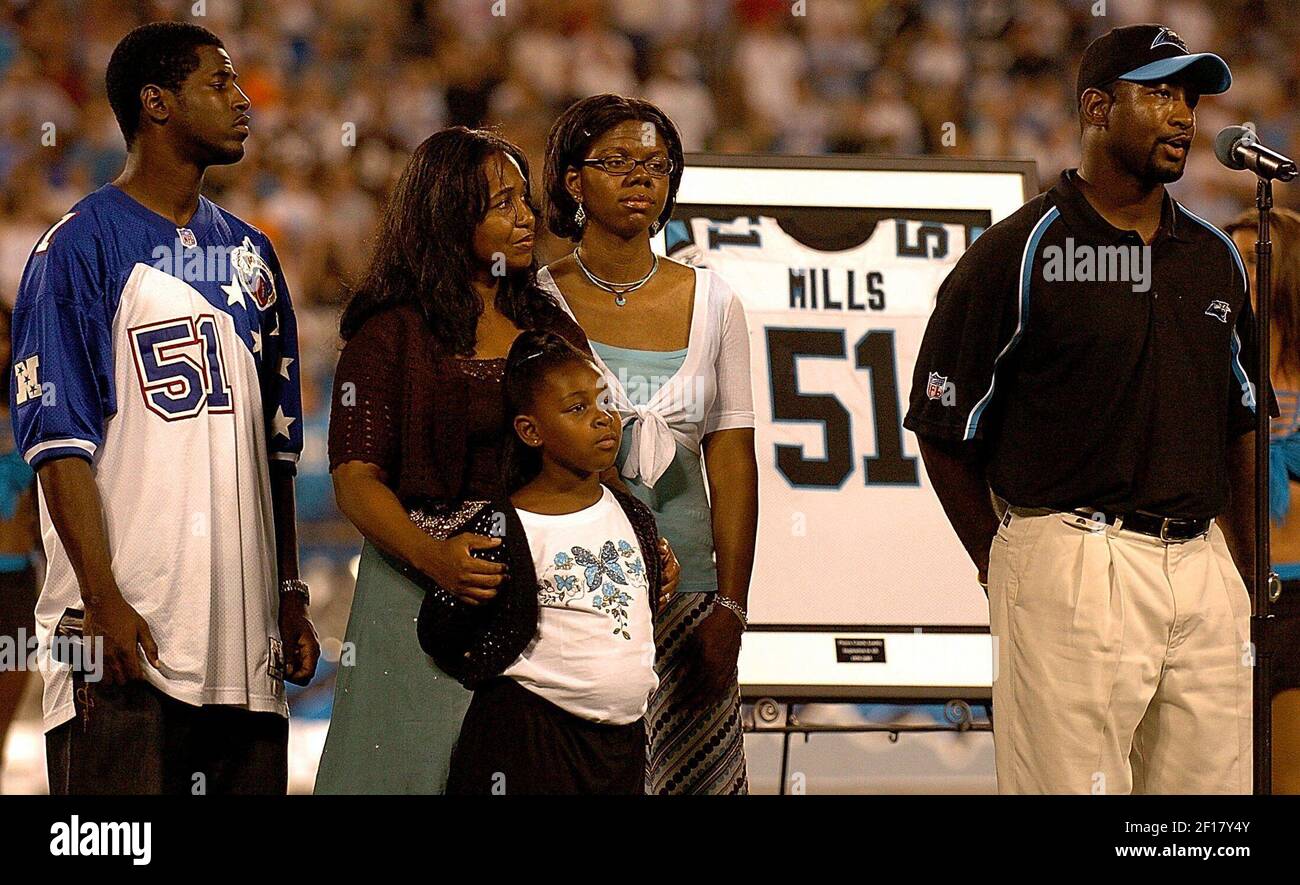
top-left (926, 371), bottom-right (949, 401)
top-left (13, 355), bottom-right (41, 405)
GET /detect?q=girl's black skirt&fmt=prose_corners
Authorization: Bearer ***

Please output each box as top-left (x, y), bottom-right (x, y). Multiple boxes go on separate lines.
top-left (445, 676), bottom-right (646, 795)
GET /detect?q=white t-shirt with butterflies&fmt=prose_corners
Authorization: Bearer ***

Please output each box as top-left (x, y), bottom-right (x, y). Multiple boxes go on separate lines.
top-left (505, 486), bottom-right (659, 725)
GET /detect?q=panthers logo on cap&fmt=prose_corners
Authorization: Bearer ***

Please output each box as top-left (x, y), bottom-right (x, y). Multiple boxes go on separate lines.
top-left (1150, 27), bottom-right (1188, 52)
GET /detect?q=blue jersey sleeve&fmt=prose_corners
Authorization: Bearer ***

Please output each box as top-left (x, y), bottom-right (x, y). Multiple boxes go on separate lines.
top-left (9, 215), bottom-right (116, 469)
top-left (259, 240), bottom-right (303, 473)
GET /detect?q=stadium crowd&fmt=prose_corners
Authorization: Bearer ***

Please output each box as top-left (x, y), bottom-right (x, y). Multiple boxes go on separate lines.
top-left (0, 0), bottom-right (1295, 703)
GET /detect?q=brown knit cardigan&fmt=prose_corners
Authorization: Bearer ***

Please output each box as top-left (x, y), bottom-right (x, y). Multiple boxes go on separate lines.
top-left (328, 302), bottom-right (592, 504)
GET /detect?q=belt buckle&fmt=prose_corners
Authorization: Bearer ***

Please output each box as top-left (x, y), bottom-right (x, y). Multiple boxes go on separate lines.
top-left (1159, 517), bottom-right (1176, 543)
top-left (1158, 517), bottom-right (1205, 543)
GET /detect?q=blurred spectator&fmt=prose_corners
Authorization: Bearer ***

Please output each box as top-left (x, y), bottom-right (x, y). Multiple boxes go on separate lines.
top-left (642, 46), bottom-right (716, 151)
top-left (2, 0), bottom-right (1290, 312)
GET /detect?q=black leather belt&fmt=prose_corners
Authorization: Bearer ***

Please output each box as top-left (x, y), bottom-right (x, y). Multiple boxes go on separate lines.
top-left (1072, 508), bottom-right (1211, 542)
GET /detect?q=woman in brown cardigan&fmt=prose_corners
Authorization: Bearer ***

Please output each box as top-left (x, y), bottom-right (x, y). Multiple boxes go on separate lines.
top-left (314, 127), bottom-right (595, 793)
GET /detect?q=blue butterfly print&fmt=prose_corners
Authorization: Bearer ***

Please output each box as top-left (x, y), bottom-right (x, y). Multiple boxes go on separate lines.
top-left (571, 541), bottom-right (628, 591)
top-left (555, 574), bottom-right (577, 593)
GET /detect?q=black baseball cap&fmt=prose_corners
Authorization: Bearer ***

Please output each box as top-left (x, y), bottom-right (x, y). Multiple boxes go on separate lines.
top-left (1077, 24), bottom-right (1231, 99)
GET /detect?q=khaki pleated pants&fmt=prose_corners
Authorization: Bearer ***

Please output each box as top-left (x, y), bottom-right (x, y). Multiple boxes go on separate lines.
top-left (987, 509), bottom-right (1253, 794)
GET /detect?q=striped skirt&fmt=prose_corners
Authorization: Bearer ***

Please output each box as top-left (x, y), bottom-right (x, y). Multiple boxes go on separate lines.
top-left (646, 590), bottom-right (749, 794)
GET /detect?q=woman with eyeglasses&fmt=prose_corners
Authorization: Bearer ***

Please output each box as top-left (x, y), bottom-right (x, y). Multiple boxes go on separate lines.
top-left (1229, 208), bottom-right (1300, 794)
top-left (540, 95), bottom-right (759, 794)
top-left (315, 127), bottom-right (596, 793)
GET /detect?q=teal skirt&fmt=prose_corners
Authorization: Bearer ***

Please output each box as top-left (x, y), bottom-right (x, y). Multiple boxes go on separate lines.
top-left (313, 541), bottom-right (473, 794)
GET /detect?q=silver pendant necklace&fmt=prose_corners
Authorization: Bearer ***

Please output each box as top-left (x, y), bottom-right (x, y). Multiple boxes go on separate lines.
top-left (573, 247), bottom-right (659, 307)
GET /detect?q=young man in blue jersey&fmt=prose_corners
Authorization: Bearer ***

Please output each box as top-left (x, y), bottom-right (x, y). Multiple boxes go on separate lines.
top-left (11, 21), bottom-right (319, 794)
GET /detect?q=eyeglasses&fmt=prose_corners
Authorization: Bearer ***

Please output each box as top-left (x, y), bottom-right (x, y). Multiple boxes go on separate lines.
top-left (581, 155), bottom-right (674, 177)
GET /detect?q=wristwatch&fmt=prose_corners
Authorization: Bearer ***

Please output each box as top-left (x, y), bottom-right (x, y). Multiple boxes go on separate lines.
top-left (279, 578), bottom-right (310, 606)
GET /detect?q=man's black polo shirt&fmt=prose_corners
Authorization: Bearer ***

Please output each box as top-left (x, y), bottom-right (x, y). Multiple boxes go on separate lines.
top-left (904, 169), bottom-right (1266, 519)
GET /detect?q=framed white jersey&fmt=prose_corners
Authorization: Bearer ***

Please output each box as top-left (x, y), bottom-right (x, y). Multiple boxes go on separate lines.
top-left (657, 155), bottom-right (1035, 642)
top-left (10, 184), bottom-right (303, 730)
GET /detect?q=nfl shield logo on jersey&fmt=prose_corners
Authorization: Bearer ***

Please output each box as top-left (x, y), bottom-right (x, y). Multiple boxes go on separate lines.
top-left (926, 371), bottom-right (949, 401)
top-left (176, 227), bottom-right (198, 249)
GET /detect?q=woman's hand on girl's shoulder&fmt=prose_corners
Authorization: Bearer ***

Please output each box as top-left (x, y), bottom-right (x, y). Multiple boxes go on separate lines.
top-left (412, 533), bottom-right (507, 606)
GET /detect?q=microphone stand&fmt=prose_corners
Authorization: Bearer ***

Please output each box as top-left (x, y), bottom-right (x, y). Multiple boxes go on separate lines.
top-left (1252, 175), bottom-right (1278, 795)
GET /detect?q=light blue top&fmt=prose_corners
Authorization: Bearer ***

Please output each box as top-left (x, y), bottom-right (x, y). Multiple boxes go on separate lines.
top-left (592, 340), bottom-right (717, 593)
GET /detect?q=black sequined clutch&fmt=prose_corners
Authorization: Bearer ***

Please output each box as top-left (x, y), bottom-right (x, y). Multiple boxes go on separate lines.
top-left (402, 500), bottom-right (539, 688)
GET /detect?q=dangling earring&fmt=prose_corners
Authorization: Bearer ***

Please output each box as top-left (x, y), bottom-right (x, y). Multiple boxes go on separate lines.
top-left (574, 203), bottom-right (586, 227)
top-left (649, 219), bottom-right (661, 236)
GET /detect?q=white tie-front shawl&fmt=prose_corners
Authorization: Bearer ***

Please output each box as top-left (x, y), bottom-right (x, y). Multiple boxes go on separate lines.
top-left (537, 263), bottom-right (756, 488)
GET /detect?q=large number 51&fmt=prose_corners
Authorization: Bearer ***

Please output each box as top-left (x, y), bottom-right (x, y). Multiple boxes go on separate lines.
top-left (130, 316), bottom-right (233, 421)
top-left (766, 327), bottom-right (918, 488)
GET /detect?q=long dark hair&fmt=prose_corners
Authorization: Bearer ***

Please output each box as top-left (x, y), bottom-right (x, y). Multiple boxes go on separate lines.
top-left (544, 93), bottom-right (685, 241)
top-left (1227, 208), bottom-right (1300, 377)
top-left (339, 126), bottom-right (567, 352)
top-left (501, 330), bottom-right (600, 492)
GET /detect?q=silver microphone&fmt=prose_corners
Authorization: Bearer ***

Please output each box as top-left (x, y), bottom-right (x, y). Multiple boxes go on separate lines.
top-left (1214, 125), bottom-right (1297, 181)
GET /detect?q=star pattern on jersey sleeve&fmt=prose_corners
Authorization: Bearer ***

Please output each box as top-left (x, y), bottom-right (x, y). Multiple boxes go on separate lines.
top-left (222, 275), bottom-right (245, 308)
top-left (272, 405), bottom-right (296, 440)
top-left (251, 328), bottom-right (262, 355)
top-left (278, 356), bottom-right (293, 380)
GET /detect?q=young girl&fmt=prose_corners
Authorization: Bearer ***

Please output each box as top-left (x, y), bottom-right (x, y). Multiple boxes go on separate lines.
top-left (441, 331), bottom-right (677, 794)
top-left (541, 94), bottom-right (757, 794)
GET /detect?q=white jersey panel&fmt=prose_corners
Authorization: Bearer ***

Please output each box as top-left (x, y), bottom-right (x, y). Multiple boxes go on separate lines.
top-left (35, 263), bottom-right (285, 729)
